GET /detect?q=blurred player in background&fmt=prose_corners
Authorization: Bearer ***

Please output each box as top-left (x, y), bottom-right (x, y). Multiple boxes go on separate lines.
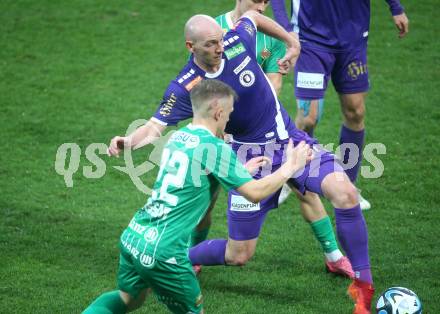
top-left (271, 0), bottom-right (409, 212)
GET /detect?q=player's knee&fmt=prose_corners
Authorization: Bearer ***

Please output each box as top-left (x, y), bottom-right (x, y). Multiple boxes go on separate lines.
top-left (343, 102), bottom-right (365, 125)
top-left (334, 184), bottom-right (358, 208)
top-left (303, 115), bottom-right (318, 130)
top-left (296, 99), bottom-right (323, 130)
top-left (122, 289), bottom-right (148, 311)
top-left (299, 191), bottom-right (320, 206)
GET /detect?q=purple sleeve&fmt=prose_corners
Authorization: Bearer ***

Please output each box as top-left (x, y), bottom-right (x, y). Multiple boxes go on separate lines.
top-left (271, 0), bottom-right (294, 32)
top-left (385, 0), bottom-right (404, 15)
top-left (152, 81), bottom-right (193, 126)
top-left (232, 17), bottom-right (257, 56)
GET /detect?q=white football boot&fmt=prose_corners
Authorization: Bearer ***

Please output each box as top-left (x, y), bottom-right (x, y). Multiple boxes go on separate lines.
top-left (278, 183), bottom-right (291, 204)
top-left (357, 189), bottom-right (371, 210)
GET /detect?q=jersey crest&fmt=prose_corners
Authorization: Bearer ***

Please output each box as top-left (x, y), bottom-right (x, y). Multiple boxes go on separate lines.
top-left (261, 48), bottom-right (271, 59)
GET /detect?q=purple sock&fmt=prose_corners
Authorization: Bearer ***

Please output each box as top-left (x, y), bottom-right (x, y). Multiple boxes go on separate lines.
top-left (334, 205), bottom-right (372, 284)
top-left (339, 125), bottom-right (365, 183)
top-left (189, 239), bottom-right (227, 266)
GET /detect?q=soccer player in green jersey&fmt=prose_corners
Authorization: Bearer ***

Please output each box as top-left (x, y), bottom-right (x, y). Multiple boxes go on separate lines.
top-left (191, 0), bottom-right (354, 278)
top-left (84, 79), bottom-right (311, 314)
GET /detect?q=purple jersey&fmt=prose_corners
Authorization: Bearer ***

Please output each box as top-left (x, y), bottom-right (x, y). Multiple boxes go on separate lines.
top-left (152, 17), bottom-right (293, 144)
top-left (271, 0), bottom-right (404, 52)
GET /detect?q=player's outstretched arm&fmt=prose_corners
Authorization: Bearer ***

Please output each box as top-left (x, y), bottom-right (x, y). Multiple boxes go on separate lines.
top-left (107, 119), bottom-right (166, 157)
top-left (237, 140), bottom-right (312, 203)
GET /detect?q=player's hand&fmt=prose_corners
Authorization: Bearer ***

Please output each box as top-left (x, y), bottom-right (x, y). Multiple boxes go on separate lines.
top-left (278, 31), bottom-right (301, 69)
top-left (393, 13), bottom-right (409, 38)
top-left (245, 156), bottom-right (271, 175)
top-left (278, 61), bottom-right (290, 75)
top-left (223, 133), bottom-right (233, 143)
top-left (285, 140), bottom-right (312, 175)
top-left (107, 136), bottom-right (126, 157)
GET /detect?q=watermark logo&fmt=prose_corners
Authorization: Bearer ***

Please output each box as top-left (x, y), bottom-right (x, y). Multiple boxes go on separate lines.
top-left (55, 120), bottom-right (387, 194)
top-left (54, 119), bottom-right (173, 193)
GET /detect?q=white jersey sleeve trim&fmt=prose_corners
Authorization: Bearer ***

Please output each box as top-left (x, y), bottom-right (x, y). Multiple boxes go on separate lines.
top-left (151, 117), bottom-right (168, 126)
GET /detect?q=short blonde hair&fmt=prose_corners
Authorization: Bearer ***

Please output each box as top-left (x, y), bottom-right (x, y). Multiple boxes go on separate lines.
top-left (190, 79), bottom-right (237, 117)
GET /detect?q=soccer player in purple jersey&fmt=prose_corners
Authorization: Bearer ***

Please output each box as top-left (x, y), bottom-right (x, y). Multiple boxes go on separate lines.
top-left (213, 0), bottom-right (354, 279)
top-left (108, 11), bottom-right (373, 313)
top-left (271, 0), bottom-right (409, 212)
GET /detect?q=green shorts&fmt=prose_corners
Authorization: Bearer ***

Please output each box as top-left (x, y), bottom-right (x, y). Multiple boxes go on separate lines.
top-left (117, 245), bottom-right (203, 314)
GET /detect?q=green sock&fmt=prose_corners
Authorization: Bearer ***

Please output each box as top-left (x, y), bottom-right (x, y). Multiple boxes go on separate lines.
top-left (310, 216), bottom-right (339, 254)
top-left (190, 227), bottom-right (210, 247)
top-left (83, 290), bottom-right (127, 314)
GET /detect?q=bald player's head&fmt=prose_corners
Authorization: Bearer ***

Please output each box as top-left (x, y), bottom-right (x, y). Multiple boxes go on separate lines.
top-left (184, 14), bottom-right (224, 71)
top-left (184, 14), bottom-right (222, 43)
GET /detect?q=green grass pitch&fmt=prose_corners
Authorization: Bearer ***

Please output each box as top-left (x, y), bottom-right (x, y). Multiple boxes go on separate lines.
top-left (0, 0), bottom-right (439, 313)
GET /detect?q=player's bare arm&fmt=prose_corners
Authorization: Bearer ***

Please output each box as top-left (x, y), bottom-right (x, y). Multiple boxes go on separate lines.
top-left (237, 141), bottom-right (312, 203)
top-left (243, 10), bottom-right (300, 67)
top-left (107, 119), bottom-right (166, 157)
top-left (244, 156), bottom-right (272, 175)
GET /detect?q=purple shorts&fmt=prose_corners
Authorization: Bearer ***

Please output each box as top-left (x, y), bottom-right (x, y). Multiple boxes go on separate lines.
top-left (294, 45), bottom-right (369, 100)
top-left (227, 130), bottom-right (344, 240)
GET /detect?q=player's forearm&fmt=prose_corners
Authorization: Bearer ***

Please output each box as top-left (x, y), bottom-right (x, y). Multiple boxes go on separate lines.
top-left (385, 0), bottom-right (404, 15)
top-left (244, 11), bottom-right (298, 51)
top-left (270, 0), bottom-right (294, 32)
top-left (237, 163), bottom-right (296, 203)
top-left (126, 119), bottom-right (165, 149)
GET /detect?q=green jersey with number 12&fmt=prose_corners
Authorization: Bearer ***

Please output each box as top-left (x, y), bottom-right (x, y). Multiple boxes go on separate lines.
top-left (121, 124), bottom-right (252, 265)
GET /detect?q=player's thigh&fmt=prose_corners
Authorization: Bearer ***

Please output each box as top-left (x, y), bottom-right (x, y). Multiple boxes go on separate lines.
top-left (146, 260), bottom-right (203, 314)
top-left (117, 249), bottom-right (151, 301)
top-left (227, 188), bottom-right (277, 239)
top-left (294, 47), bottom-right (334, 100)
top-left (332, 48), bottom-right (369, 95)
top-left (288, 139), bottom-right (344, 197)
